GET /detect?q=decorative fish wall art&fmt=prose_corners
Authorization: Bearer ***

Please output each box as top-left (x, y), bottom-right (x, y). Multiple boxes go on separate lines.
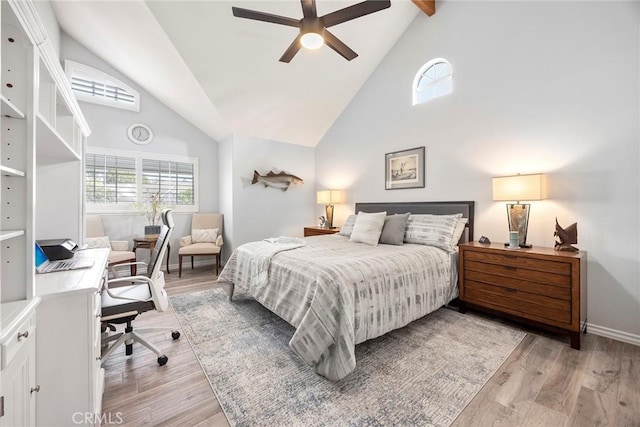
top-left (251, 170), bottom-right (303, 191)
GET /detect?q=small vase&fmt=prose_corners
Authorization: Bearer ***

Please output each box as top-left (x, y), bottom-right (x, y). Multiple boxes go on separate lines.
top-left (144, 225), bottom-right (161, 236)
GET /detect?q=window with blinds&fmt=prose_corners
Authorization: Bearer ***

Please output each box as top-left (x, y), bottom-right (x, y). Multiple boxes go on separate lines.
top-left (85, 148), bottom-right (198, 213)
top-left (65, 60), bottom-right (140, 112)
top-left (142, 159), bottom-right (195, 206)
top-left (86, 153), bottom-right (137, 204)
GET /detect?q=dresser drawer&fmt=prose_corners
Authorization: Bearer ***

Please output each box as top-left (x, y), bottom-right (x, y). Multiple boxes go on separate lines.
top-left (1, 312), bottom-right (35, 370)
top-left (464, 250), bottom-right (571, 275)
top-left (464, 259), bottom-right (571, 288)
top-left (464, 279), bottom-right (571, 320)
top-left (464, 270), bottom-right (571, 300)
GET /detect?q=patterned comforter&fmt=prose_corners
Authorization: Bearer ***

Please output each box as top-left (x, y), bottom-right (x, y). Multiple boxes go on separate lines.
top-left (217, 234), bottom-right (457, 380)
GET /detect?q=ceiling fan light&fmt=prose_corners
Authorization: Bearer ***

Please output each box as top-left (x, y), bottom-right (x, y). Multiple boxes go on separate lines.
top-left (301, 32), bottom-right (324, 49)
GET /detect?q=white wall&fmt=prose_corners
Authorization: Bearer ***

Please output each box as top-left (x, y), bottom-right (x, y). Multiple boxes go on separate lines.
top-left (60, 33), bottom-right (219, 266)
top-left (316, 1), bottom-right (640, 338)
top-left (220, 135), bottom-right (315, 256)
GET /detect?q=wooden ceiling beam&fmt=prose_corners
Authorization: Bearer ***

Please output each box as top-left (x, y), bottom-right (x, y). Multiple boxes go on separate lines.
top-left (411, 0), bottom-right (436, 17)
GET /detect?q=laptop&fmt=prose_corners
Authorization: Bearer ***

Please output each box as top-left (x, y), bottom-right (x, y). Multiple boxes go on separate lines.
top-left (35, 242), bottom-right (94, 274)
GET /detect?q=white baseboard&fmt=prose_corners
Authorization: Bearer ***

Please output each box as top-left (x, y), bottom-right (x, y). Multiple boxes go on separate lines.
top-left (586, 322), bottom-right (640, 347)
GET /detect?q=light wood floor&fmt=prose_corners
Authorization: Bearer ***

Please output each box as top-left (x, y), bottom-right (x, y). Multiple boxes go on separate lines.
top-left (102, 266), bottom-right (640, 427)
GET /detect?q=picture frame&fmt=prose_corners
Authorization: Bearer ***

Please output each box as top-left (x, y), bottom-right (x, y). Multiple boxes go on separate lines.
top-left (385, 146), bottom-right (425, 190)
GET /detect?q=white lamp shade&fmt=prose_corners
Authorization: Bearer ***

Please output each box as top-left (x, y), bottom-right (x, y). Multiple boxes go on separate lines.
top-left (316, 189), bottom-right (343, 204)
top-left (492, 173), bottom-right (547, 202)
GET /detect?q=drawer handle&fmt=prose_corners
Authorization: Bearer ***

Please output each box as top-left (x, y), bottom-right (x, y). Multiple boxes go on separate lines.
top-left (505, 287), bottom-right (517, 293)
top-left (17, 330), bottom-right (29, 340)
top-left (504, 265), bottom-right (517, 271)
top-left (30, 385), bottom-right (40, 394)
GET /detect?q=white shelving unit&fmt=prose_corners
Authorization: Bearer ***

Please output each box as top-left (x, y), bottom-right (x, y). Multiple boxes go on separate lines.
top-left (0, 1), bottom-right (90, 424)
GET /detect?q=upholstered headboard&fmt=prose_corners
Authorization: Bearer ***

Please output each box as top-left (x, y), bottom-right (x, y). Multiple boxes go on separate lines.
top-left (354, 201), bottom-right (475, 243)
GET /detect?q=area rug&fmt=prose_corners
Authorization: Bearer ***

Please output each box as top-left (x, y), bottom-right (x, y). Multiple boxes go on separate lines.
top-left (170, 288), bottom-right (525, 427)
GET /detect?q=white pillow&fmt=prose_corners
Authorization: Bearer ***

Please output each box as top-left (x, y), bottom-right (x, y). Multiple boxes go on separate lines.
top-left (86, 236), bottom-right (110, 249)
top-left (349, 211), bottom-right (386, 246)
top-left (338, 214), bottom-right (357, 237)
top-left (192, 228), bottom-right (218, 243)
top-left (404, 214), bottom-right (463, 251)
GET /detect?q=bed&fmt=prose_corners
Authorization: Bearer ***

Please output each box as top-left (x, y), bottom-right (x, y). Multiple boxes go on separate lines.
top-left (217, 201), bottom-right (474, 380)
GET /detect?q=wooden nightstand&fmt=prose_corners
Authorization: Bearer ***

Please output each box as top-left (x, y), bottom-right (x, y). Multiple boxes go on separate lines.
top-left (304, 227), bottom-right (341, 237)
top-left (458, 242), bottom-right (587, 349)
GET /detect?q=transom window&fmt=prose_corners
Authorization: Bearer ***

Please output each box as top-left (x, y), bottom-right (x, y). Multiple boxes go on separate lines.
top-left (85, 147), bottom-right (198, 213)
top-left (412, 58), bottom-right (453, 105)
top-left (66, 60), bottom-right (140, 112)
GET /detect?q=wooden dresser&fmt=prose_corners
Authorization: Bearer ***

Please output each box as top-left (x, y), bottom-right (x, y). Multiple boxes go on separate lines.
top-left (303, 227), bottom-right (340, 237)
top-left (458, 242), bottom-right (587, 349)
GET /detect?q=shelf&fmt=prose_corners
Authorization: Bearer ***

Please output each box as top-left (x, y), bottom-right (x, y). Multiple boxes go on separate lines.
top-left (0, 165), bottom-right (25, 177)
top-left (0, 229), bottom-right (24, 241)
top-left (0, 94), bottom-right (25, 119)
top-left (35, 112), bottom-right (80, 164)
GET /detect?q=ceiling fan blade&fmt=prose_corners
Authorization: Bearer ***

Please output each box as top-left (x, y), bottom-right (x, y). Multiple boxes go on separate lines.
top-left (301, 0), bottom-right (317, 19)
top-left (322, 29), bottom-right (357, 61)
top-left (321, 0), bottom-right (391, 28)
top-left (279, 34), bottom-right (303, 63)
top-left (232, 7), bottom-right (301, 28)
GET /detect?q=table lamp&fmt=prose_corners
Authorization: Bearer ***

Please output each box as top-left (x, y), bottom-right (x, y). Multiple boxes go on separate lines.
top-left (316, 190), bottom-right (343, 228)
top-left (492, 173), bottom-right (547, 248)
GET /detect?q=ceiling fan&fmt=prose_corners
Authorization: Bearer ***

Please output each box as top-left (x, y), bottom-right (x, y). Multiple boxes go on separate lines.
top-left (232, 0), bottom-right (391, 63)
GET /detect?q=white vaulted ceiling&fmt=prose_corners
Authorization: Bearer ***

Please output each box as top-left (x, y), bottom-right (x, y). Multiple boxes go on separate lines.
top-left (52, 1), bottom-right (421, 147)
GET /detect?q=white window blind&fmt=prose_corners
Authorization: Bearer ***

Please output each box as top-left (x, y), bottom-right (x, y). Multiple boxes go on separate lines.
top-left (85, 148), bottom-right (199, 213)
top-left (66, 60), bottom-right (140, 112)
top-left (142, 159), bottom-right (195, 206)
top-left (85, 153), bottom-right (137, 204)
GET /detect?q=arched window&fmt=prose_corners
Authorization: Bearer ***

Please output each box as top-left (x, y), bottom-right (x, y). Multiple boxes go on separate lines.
top-left (65, 60), bottom-right (140, 112)
top-left (412, 58), bottom-right (452, 105)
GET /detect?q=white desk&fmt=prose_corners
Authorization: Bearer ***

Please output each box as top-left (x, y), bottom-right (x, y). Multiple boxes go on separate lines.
top-left (35, 248), bottom-right (109, 426)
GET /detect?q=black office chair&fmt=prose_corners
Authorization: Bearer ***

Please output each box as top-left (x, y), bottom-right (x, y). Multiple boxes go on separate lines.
top-left (100, 209), bottom-right (180, 366)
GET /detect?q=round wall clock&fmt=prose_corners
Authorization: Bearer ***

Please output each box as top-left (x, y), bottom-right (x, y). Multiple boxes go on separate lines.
top-left (127, 123), bottom-right (153, 145)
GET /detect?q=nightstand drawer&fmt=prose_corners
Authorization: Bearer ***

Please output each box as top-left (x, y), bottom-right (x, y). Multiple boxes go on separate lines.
top-left (464, 270), bottom-right (572, 300)
top-left (465, 286), bottom-right (571, 326)
top-left (464, 285), bottom-right (572, 324)
top-left (464, 260), bottom-right (571, 288)
top-left (464, 250), bottom-right (571, 275)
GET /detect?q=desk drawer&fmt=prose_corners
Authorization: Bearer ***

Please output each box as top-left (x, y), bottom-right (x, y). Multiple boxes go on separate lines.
top-left (1, 313), bottom-right (35, 370)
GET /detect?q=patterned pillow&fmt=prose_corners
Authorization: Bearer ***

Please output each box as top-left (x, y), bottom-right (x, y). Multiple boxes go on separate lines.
top-left (85, 236), bottom-right (110, 249)
top-left (379, 213), bottom-right (410, 246)
top-left (404, 214), bottom-right (463, 251)
top-left (192, 228), bottom-right (218, 243)
top-left (451, 217), bottom-right (468, 247)
top-left (350, 211), bottom-right (386, 246)
top-left (338, 214), bottom-right (357, 237)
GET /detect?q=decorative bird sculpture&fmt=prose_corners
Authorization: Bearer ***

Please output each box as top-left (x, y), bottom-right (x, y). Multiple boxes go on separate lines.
top-left (554, 218), bottom-right (578, 252)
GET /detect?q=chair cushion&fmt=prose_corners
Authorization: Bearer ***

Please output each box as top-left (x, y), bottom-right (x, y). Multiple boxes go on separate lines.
top-left (86, 236), bottom-right (110, 249)
top-left (108, 250), bottom-right (136, 264)
top-left (178, 243), bottom-right (220, 256)
top-left (102, 283), bottom-right (154, 318)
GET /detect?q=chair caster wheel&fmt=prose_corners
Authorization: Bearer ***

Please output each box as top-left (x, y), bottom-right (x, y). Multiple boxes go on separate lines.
top-left (171, 331), bottom-right (180, 340)
top-left (158, 355), bottom-right (168, 366)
